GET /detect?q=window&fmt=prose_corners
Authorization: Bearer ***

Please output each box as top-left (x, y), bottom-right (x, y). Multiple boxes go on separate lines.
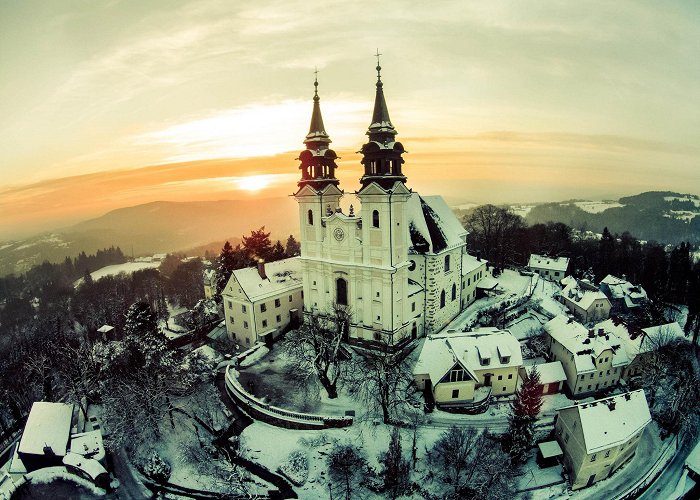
top-left (451, 283), bottom-right (457, 301)
top-left (449, 369), bottom-right (466, 382)
top-left (262, 320), bottom-right (268, 328)
top-left (373, 331), bottom-right (381, 341)
top-left (227, 300), bottom-right (233, 309)
top-left (229, 316), bottom-right (234, 324)
top-left (587, 385), bottom-right (592, 390)
top-left (276, 315), bottom-right (281, 323)
top-left (246, 337), bottom-right (250, 345)
top-left (408, 260), bottom-right (416, 271)
top-left (244, 321), bottom-right (249, 329)
top-left (590, 373), bottom-right (594, 379)
top-left (607, 370), bottom-right (610, 375)
top-left (444, 254), bottom-right (451, 272)
top-left (289, 294), bottom-right (293, 302)
top-left (260, 303), bottom-right (267, 312)
top-left (508, 374), bottom-right (513, 379)
top-left (275, 298), bottom-right (281, 307)
top-left (498, 375), bottom-right (503, 381)
top-left (242, 305), bottom-right (247, 313)
top-left (591, 454), bottom-right (597, 462)
top-left (307, 209), bottom-right (313, 225)
top-left (440, 290), bottom-right (446, 308)
top-left (412, 302), bottom-right (416, 312)
top-left (372, 210), bottom-right (380, 228)
top-left (336, 277), bottom-right (348, 306)
top-left (452, 389), bottom-right (459, 399)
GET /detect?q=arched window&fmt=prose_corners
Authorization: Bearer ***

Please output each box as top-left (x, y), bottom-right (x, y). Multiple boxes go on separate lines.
top-left (336, 277), bottom-right (348, 306)
top-left (452, 283), bottom-right (457, 301)
top-left (372, 210), bottom-right (380, 228)
top-left (440, 290), bottom-right (446, 309)
top-left (307, 209), bottom-right (313, 225)
top-left (444, 254), bottom-right (451, 272)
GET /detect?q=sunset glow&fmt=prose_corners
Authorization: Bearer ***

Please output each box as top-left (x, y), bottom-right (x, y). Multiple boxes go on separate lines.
top-left (237, 174), bottom-right (274, 192)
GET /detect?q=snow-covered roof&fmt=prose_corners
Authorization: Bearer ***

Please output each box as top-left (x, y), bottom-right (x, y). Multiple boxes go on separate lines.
top-left (414, 329), bottom-right (523, 384)
top-left (69, 430), bottom-right (105, 462)
top-left (19, 402), bottom-right (73, 457)
top-left (599, 275), bottom-right (647, 308)
top-left (561, 278), bottom-right (610, 311)
top-left (558, 390), bottom-right (651, 454)
top-left (63, 453), bottom-right (108, 480)
top-left (594, 319), bottom-right (687, 361)
top-left (544, 315), bottom-right (629, 373)
top-left (476, 277), bottom-right (498, 290)
top-left (528, 254), bottom-right (569, 272)
top-left (538, 440), bottom-right (563, 458)
top-left (522, 361), bottom-right (567, 385)
top-left (462, 253), bottom-right (486, 275)
top-left (407, 194), bottom-right (467, 254)
top-left (96, 325), bottom-right (114, 333)
top-left (227, 257), bottom-right (302, 302)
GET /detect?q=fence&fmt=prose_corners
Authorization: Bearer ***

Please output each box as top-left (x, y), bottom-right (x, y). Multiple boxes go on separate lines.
top-left (224, 366), bottom-right (352, 430)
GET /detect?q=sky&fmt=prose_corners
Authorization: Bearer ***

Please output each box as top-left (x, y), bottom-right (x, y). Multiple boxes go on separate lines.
top-left (1, 0), bottom-right (699, 238)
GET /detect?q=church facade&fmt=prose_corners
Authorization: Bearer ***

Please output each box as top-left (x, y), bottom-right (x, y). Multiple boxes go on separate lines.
top-left (293, 63), bottom-right (486, 347)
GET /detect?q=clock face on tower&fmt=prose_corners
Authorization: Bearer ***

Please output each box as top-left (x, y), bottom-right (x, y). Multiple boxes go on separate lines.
top-left (333, 227), bottom-right (345, 242)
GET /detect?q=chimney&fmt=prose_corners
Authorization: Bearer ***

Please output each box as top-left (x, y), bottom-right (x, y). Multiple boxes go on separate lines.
top-left (476, 251), bottom-right (481, 261)
top-left (257, 259), bottom-right (267, 279)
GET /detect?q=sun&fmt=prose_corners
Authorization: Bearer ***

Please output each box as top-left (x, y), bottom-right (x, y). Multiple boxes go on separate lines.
top-left (238, 175), bottom-right (272, 191)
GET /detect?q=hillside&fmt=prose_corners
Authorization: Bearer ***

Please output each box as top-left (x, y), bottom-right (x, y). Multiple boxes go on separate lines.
top-left (525, 191), bottom-right (700, 244)
top-left (0, 197), bottom-right (297, 276)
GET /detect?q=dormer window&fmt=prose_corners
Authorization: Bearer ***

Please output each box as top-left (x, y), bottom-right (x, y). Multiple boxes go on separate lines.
top-left (497, 345), bottom-right (511, 365)
top-left (477, 345), bottom-right (490, 366)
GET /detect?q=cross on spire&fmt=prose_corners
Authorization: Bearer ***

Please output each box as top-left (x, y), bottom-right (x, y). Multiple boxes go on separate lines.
top-left (313, 67), bottom-right (319, 98)
top-left (375, 49), bottom-right (382, 80)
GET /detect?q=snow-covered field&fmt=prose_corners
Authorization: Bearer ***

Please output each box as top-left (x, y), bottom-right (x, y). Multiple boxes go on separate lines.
top-left (73, 261), bottom-right (160, 287)
top-left (664, 195), bottom-right (700, 207)
top-left (572, 201), bottom-right (624, 213)
top-left (511, 204), bottom-right (535, 218)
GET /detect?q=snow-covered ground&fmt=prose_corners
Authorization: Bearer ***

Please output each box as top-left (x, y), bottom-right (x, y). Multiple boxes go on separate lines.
top-left (72, 261), bottom-right (160, 287)
top-left (572, 201), bottom-right (624, 213)
top-left (511, 204), bottom-right (535, 218)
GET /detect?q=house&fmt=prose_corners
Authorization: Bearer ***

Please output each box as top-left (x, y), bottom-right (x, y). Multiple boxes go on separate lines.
top-left (599, 275), bottom-right (648, 312)
top-left (461, 253), bottom-right (488, 308)
top-left (413, 328), bottom-right (523, 408)
top-left (222, 258), bottom-right (303, 347)
top-left (15, 402), bottom-right (74, 472)
top-left (594, 318), bottom-right (686, 378)
top-left (544, 315), bottom-right (629, 397)
top-left (555, 390), bottom-right (651, 490)
top-left (203, 268), bottom-right (217, 299)
top-left (528, 254), bottom-right (569, 282)
top-left (520, 361), bottom-right (567, 395)
top-left (559, 276), bottom-right (611, 323)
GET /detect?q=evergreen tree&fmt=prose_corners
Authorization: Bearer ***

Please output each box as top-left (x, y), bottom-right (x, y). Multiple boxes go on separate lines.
top-left (505, 366), bottom-right (543, 464)
top-left (270, 240), bottom-right (286, 262)
top-left (380, 427), bottom-right (410, 499)
top-left (242, 226), bottom-right (273, 262)
top-left (285, 234), bottom-right (301, 257)
top-left (215, 241), bottom-right (236, 296)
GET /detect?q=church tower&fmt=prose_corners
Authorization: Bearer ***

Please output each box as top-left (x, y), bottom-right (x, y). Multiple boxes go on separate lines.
top-left (294, 76), bottom-right (343, 261)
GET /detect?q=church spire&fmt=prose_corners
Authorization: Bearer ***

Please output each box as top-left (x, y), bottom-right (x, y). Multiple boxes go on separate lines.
top-left (305, 70), bottom-right (330, 147)
top-left (367, 51), bottom-right (397, 143)
top-left (359, 53), bottom-right (406, 191)
top-left (296, 72), bottom-right (339, 192)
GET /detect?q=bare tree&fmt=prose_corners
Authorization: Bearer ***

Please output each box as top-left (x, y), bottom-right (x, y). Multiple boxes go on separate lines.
top-left (429, 426), bottom-right (480, 495)
top-left (464, 205), bottom-right (525, 270)
top-left (345, 344), bottom-right (417, 424)
top-left (327, 442), bottom-right (367, 500)
top-left (282, 311), bottom-right (348, 399)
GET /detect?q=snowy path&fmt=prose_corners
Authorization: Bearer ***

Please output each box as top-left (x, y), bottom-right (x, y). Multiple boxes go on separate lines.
top-left (637, 436), bottom-right (692, 500)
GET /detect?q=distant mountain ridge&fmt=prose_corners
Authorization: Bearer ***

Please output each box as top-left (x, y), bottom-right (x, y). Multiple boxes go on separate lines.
top-left (0, 197), bottom-right (298, 276)
top-left (525, 191), bottom-right (700, 244)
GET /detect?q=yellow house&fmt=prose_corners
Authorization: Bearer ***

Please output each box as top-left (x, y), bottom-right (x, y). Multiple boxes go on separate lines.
top-left (555, 390), bottom-right (651, 490)
top-left (413, 328), bottom-right (523, 409)
top-left (203, 268), bottom-right (216, 299)
top-left (545, 315), bottom-right (630, 397)
top-left (559, 276), bottom-right (611, 323)
top-left (222, 258), bottom-right (304, 347)
top-left (528, 254), bottom-right (569, 283)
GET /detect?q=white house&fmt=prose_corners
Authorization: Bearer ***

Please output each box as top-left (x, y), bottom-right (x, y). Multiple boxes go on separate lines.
top-left (599, 275), bottom-right (648, 312)
top-left (545, 315), bottom-right (629, 397)
top-left (413, 328), bottom-right (523, 408)
top-left (560, 276), bottom-right (611, 323)
top-left (222, 258), bottom-right (303, 346)
top-left (528, 254), bottom-right (569, 282)
top-left (555, 390), bottom-right (651, 490)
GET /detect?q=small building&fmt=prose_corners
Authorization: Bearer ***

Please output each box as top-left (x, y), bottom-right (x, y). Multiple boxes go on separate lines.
top-left (537, 440), bottom-right (564, 468)
top-left (222, 257), bottom-right (303, 347)
top-left (203, 268), bottom-right (217, 299)
top-left (16, 402), bottom-right (74, 472)
top-left (544, 315), bottom-right (629, 397)
top-left (559, 277), bottom-right (611, 323)
top-left (555, 390), bottom-right (651, 490)
top-left (528, 254), bottom-right (569, 282)
top-left (96, 324), bottom-right (114, 341)
top-left (413, 328), bottom-right (523, 408)
top-left (599, 275), bottom-right (648, 312)
top-left (520, 361), bottom-right (567, 395)
top-left (461, 253), bottom-right (487, 308)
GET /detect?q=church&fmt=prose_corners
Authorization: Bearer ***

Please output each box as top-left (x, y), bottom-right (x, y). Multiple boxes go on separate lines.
top-left (293, 62), bottom-right (487, 348)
